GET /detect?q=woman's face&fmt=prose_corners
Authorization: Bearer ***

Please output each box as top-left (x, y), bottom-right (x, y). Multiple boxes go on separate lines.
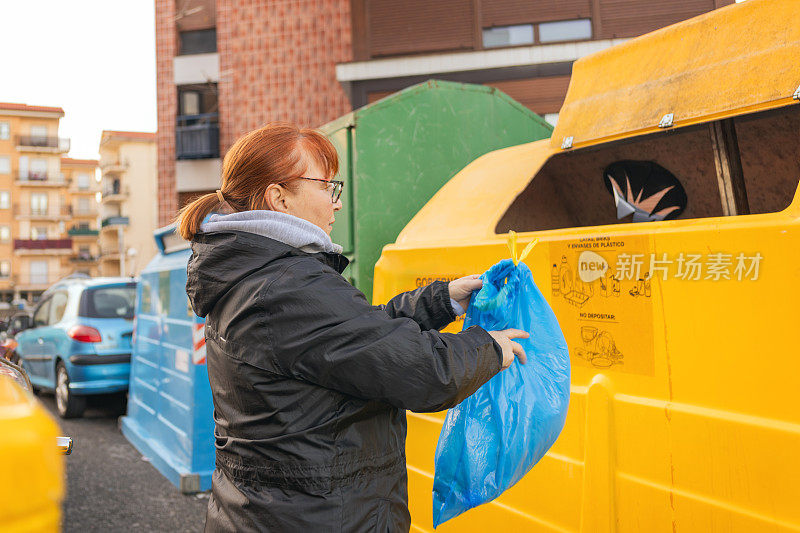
top-left (268, 150), bottom-right (342, 235)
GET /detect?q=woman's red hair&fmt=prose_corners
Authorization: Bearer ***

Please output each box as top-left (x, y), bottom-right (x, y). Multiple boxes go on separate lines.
top-left (176, 122), bottom-right (339, 241)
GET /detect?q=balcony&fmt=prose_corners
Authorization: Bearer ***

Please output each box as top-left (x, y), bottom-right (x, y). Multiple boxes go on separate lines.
top-left (101, 216), bottom-right (129, 228)
top-left (14, 239), bottom-right (73, 255)
top-left (67, 226), bottom-right (99, 237)
top-left (72, 207), bottom-right (98, 217)
top-left (16, 172), bottom-right (69, 187)
top-left (16, 135), bottom-right (70, 153)
top-left (69, 184), bottom-right (96, 194)
top-left (70, 252), bottom-right (98, 263)
top-left (176, 113), bottom-right (219, 159)
top-left (99, 246), bottom-right (121, 261)
top-left (101, 183), bottom-right (129, 203)
top-left (101, 159), bottom-right (129, 175)
top-left (13, 273), bottom-right (63, 290)
top-left (13, 204), bottom-right (72, 221)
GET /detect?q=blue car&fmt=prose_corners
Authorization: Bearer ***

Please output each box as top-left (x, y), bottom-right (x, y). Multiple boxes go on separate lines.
top-left (16, 277), bottom-right (137, 418)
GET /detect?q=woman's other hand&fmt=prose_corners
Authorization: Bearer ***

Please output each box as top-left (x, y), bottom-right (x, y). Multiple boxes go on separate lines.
top-left (488, 329), bottom-right (529, 369)
top-left (448, 275), bottom-right (483, 313)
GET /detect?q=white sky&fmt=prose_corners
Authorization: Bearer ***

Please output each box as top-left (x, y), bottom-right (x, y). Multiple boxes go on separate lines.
top-left (2, 1), bottom-right (157, 160)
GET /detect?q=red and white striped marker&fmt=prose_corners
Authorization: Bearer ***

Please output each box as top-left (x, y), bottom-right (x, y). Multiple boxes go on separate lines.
top-left (192, 319), bottom-right (206, 365)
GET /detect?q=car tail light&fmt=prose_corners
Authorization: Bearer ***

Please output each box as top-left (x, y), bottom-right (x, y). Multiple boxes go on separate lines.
top-left (68, 325), bottom-right (102, 343)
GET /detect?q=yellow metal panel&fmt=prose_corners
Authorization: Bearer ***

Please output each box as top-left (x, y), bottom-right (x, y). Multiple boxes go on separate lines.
top-left (374, 205), bottom-right (800, 531)
top-left (550, 0), bottom-right (800, 150)
top-left (394, 140), bottom-right (557, 246)
top-left (0, 376), bottom-right (64, 532)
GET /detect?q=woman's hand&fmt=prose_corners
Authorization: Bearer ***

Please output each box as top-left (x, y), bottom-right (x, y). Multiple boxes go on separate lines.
top-left (448, 275), bottom-right (483, 313)
top-left (488, 329), bottom-right (529, 369)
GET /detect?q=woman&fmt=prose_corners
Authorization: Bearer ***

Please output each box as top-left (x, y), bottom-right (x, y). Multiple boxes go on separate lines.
top-left (178, 122), bottom-right (528, 532)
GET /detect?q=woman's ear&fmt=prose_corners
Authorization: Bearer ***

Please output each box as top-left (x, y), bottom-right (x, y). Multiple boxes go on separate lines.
top-left (265, 184), bottom-right (290, 213)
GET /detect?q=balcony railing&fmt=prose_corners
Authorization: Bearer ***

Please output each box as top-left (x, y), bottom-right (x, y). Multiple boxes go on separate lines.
top-left (16, 172), bottom-right (68, 186)
top-left (68, 227), bottom-right (99, 237)
top-left (13, 204), bottom-right (73, 218)
top-left (100, 246), bottom-right (121, 258)
top-left (70, 253), bottom-right (98, 263)
top-left (102, 184), bottom-right (129, 200)
top-left (101, 216), bottom-right (129, 228)
top-left (16, 135), bottom-right (70, 152)
top-left (14, 274), bottom-right (61, 287)
top-left (14, 239), bottom-right (73, 251)
top-left (100, 159), bottom-right (129, 174)
top-left (72, 207), bottom-right (98, 217)
top-left (176, 113), bottom-right (220, 159)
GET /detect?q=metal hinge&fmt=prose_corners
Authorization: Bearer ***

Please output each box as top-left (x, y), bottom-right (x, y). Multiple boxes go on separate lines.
top-left (658, 113), bottom-right (674, 128)
top-left (793, 84), bottom-right (800, 100)
top-left (561, 136), bottom-right (574, 150)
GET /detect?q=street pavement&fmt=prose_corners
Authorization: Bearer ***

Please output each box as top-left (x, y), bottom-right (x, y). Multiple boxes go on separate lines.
top-left (38, 392), bottom-right (209, 533)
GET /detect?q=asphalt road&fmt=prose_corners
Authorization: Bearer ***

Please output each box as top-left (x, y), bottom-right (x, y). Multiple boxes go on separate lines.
top-left (38, 392), bottom-right (210, 533)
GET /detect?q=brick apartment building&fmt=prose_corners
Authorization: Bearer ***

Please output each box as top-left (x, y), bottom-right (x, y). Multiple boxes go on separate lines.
top-left (155, 0), bottom-right (734, 225)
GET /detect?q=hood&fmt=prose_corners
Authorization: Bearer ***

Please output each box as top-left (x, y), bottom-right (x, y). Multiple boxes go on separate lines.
top-left (187, 211), bottom-right (348, 318)
top-left (200, 210), bottom-right (342, 255)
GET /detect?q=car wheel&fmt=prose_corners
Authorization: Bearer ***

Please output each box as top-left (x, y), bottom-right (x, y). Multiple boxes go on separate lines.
top-left (55, 362), bottom-right (86, 419)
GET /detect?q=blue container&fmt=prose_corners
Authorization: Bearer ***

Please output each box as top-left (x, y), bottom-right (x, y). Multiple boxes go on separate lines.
top-left (120, 224), bottom-right (214, 493)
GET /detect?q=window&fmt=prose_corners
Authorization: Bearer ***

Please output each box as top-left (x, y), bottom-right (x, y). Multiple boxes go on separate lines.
top-left (31, 193), bottom-right (48, 215)
top-left (32, 297), bottom-right (51, 327)
top-left (0, 156), bottom-right (9, 175)
top-left (178, 83), bottom-right (218, 117)
top-left (30, 125), bottom-right (47, 139)
top-left (0, 122), bottom-right (9, 140)
top-left (30, 261), bottom-right (48, 285)
top-left (77, 173), bottom-right (90, 190)
top-left (181, 91), bottom-right (201, 116)
top-left (538, 19), bottom-right (592, 43)
top-left (179, 28), bottom-right (217, 55)
top-left (0, 191), bottom-right (8, 209)
top-left (48, 291), bottom-right (69, 325)
top-left (27, 158), bottom-right (48, 180)
top-left (483, 24), bottom-right (534, 48)
top-left (78, 221), bottom-right (90, 230)
top-left (31, 227), bottom-right (48, 240)
top-left (80, 285), bottom-right (136, 319)
top-left (77, 198), bottom-right (90, 214)
top-left (0, 226), bottom-right (9, 242)
top-left (0, 261), bottom-right (9, 278)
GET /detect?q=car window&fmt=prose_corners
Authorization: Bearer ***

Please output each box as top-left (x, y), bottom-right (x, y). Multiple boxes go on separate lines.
top-left (48, 291), bottom-right (69, 325)
top-left (80, 285), bottom-right (136, 319)
top-left (32, 298), bottom-right (51, 328)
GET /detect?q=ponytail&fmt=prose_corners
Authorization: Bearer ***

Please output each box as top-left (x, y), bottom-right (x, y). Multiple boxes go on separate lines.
top-left (176, 193), bottom-right (222, 241)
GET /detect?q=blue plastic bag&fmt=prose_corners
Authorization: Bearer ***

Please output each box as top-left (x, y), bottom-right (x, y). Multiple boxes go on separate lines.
top-left (432, 258), bottom-right (571, 527)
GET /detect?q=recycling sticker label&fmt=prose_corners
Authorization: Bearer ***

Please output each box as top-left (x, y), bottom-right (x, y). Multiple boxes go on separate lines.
top-left (549, 235), bottom-right (655, 376)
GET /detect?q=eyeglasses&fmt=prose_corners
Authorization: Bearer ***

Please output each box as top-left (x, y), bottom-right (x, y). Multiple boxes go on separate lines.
top-left (297, 177), bottom-right (344, 203)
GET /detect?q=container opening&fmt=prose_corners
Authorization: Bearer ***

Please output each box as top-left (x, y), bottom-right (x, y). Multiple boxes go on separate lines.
top-left (496, 105), bottom-right (800, 233)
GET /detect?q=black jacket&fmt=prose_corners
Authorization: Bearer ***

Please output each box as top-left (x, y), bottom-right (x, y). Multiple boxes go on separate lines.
top-left (186, 230), bottom-right (502, 532)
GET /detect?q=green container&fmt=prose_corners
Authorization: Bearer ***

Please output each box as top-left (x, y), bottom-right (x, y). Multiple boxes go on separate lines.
top-left (319, 79), bottom-right (552, 301)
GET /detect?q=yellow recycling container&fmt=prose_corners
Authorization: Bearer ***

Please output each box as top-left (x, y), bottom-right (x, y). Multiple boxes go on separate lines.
top-left (0, 375), bottom-right (64, 532)
top-left (373, 0), bottom-right (800, 531)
